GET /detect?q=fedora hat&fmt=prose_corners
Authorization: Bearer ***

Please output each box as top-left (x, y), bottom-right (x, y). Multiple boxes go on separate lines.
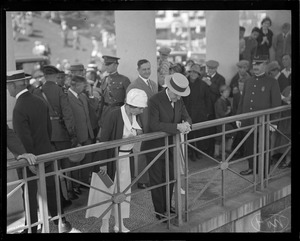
top-left (7, 70), bottom-right (31, 83)
top-left (68, 144), bottom-right (85, 163)
top-left (165, 73), bottom-right (190, 97)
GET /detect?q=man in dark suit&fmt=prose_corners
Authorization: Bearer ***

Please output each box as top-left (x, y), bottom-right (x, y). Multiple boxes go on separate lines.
top-left (126, 59), bottom-right (158, 189)
top-left (6, 70), bottom-right (72, 233)
top-left (142, 73), bottom-right (192, 221)
top-left (273, 23), bottom-right (291, 69)
top-left (7, 125), bottom-right (37, 167)
top-left (33, 65), bottom-right (78, 201)
top-left (67, 75), bottom-right (94, 193)
top-left (202, 60), bottom-right (226, 117)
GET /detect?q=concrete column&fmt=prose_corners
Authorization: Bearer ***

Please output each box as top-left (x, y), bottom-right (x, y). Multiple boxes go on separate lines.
top-left (114, 11), bottom-right (157, 83)
top-left (6, 12), bottom-right (25, 223)
top-left (205, 11), bottom-right (239, 85)
top-left (7, 12), bottom-right (17, 127)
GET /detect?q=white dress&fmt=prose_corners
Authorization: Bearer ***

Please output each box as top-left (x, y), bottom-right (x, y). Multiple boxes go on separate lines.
top-left (86, 106), bottom-right (141, 219)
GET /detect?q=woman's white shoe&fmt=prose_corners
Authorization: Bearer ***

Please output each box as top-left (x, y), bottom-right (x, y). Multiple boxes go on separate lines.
top-left (113, 225), bottom-right (130, 233)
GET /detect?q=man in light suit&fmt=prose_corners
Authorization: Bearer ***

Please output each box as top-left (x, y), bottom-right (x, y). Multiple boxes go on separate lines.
top-left (67, 75), bottom-right (94, 193)
top-left (142, 73), bottom-right (192, 221)
top-left (7, 70), bottom-right (72, 233)
top-left (126, 59), bottom-right (158, 189)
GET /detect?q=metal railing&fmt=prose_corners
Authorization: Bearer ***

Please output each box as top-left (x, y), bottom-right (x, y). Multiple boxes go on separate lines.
top-left (7, 105), bottom-right (291, 233)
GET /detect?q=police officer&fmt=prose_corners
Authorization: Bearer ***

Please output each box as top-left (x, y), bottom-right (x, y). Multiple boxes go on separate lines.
top-left (236, 55), bottom-right (281, 176)
top-left (98, 55), bottom-right (131, 133)
top-left (34, 65), bottom-right (79, 201)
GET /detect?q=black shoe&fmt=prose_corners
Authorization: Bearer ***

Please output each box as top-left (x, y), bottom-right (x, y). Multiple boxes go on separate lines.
top-left (73, 187), bottom-right (81, 195)
top-left (137, 183), bottom-right (149, 189)
top-left (155, 214), bottom-right (167, 223)
top-left (62, 199), bottom-right (72, 209)
top-left (68, 191), bottom-right (79, 200)
top-left (240, 169), bottom-right (253, 176)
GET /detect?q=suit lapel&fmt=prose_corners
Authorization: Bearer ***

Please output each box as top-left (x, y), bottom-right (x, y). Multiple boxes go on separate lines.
top-left (68, 90), bottom-right (83, 107)
top-left (160, 91), bottom-right (175, 122)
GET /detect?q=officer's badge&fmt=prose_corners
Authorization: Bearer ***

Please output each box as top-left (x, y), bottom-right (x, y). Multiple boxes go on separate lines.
top-left (261, 86), bottom-right (265, 92)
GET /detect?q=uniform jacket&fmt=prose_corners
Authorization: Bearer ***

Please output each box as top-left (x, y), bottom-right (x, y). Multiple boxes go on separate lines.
top-left (183, 77), bottom-right (213, 123)
top-left (7, 125), bottom-right (26, 156)
top-left (67, 90), bottom-right (94, 143)
top-left (34, 81), bottom-right (76, 142)
top-left (142, 90), bottom-right (192, 154)
top-left (12, 91), bottom-right (53, 156)
top-left (273, 32), bottom-right (291, 63)
top-left (126, 77), bottom-right (158, 133)
top-left (237, 73), bottom-right (281, 127)
top-left (101, 72), bottom-right (131, 105)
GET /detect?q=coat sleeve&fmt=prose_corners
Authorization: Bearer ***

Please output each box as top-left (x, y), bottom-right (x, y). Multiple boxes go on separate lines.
top-left (59, 88), bottom-right (76, 137)
top-left (180, 98), bottom-right (192, 125)
top-left (7, 125), bottom-right (26, 156)
top-left (13, 108), bottom-right (35, 154)
top-left (148, 97), bottom-right (178, 134)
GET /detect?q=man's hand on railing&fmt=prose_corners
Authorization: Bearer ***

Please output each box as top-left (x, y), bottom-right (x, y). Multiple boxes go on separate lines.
top-left (17, 153), bottom-right (38, 175)
top-left (177, 122), bottom-right (191, 134)
top-left (17, 153), bottom-right (36, 165)
top-left (269, 124), bottom-right (277, 132)
top-left (236, 121), bottom-right (241, 128)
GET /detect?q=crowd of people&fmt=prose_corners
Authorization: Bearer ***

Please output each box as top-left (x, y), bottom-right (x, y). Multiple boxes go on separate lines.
top-left (7, 16), bottom-right (291, 233)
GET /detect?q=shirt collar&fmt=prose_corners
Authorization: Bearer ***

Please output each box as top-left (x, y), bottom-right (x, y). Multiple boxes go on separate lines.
top-left (109, 71), bottom-right (117, 76)
top-left (139, 75), bottom-right (149, 84)
top-left (255, 72), bottom-right (265, 78)
top-left (165, 88), bottom-right (172, 102)
top-left (16, 88), bottom-right (28, 100)
top-left (69, 88), bottom-right (79, 98)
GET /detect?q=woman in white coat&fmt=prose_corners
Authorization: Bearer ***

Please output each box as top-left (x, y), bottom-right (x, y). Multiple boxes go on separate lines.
top-left (86, 89), bottom-right (147, 232)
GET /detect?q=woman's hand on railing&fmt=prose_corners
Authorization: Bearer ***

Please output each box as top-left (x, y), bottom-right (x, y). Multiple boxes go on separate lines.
top-left (236, 121), bottom-right (241, 128)
top-left (269, 124), bottom-right (277, 132)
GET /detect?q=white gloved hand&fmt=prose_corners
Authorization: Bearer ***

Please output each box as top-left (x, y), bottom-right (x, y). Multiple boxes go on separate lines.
top-left (269, 124), bottom-right (277, 132)
top-left (236, 121), bottom-right (241, 128)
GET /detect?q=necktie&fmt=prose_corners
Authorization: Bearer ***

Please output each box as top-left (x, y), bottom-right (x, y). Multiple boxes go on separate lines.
top-left (147, 80), bottom-right (153, 92)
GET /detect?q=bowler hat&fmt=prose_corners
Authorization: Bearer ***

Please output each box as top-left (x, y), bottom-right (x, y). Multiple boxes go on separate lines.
top-left (252, 55), bottom-right (268, 65)
top-left (165, 73), bottom-right (190, 97)
top-left (7, 70), bottom-right (31, 83)
top-left (70, 64), bottom-right (85, 72)
top-left (237, 60), bottom-right (249, 68)
top-left (158, 46), bottom-right (171, 55)
top-left (102, 55), bottom-right (120, 65)
top-left (206, 60), bottom-right (219, 69)
top-left (43, 65), bottom-right (61, 75)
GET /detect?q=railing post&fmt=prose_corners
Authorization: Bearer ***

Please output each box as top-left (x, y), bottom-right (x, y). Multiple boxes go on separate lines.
top-left (37, 162), bottom-right (50, 233)
top-left (253, 117), bottom-right (258, 192)
top-left (173, 134), bottom-right (183, 226)
top-left (221, 123), bottom-right (225, 206)
top-left (165, 136), bottom-right (171, 228)
top-left (258, 115), bottom-right (265, 190)
top-left (265, 114), bottom-right (271, 188)
top-left (53, 159), bottom-right (63, 232)
top-left (183, 133), bottom-right (188, 222)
